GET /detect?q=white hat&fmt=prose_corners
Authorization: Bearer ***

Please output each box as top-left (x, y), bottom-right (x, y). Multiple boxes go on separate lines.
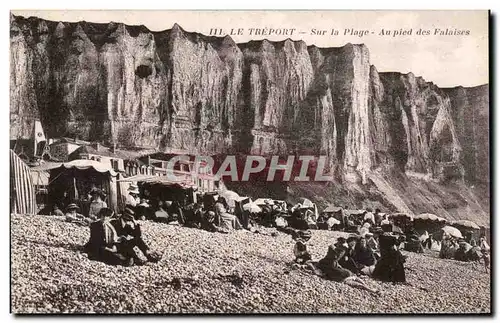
top-left (128, 184), bottom-right (140, 194)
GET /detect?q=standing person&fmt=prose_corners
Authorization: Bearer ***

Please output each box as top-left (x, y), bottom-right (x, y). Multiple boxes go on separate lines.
top-left (110, 208), bottom-right (161, 265)
top-left (374, 209), bottom-right (383, 226)
top-left (479, 237), bottom-right (490, 273)
top-left (88, 189), bottom-right (107, 220)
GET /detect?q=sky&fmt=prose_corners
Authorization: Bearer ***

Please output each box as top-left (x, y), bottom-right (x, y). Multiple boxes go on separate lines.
top-left (11, 10), bottom-right (489, 88)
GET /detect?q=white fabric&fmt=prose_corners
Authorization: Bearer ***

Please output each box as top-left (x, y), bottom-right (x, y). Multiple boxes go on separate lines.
top-left (364, 212), bottom-right (375, 223)
top-left (126, 194), bottom-right (139, 207)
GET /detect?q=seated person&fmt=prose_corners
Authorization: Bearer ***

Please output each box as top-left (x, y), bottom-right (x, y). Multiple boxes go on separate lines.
top-left (339, 235), bottom-right (363, 275)
top-left (372, 232), bottom-right (407, 283)
top-left (110, 208), bottom-right (161, 265)
top-left (153, 201), bottom-right (170, 223)
top-left (440, 237), bottom-right (459, 259)
top-left (167, 201), bottom-right (185, 224)
top-left (136, 198), bottom-right (152, 221)
top-left (293, 230), bottom-right (312, 264)
top-left (454, 240), bottom-right (471, 262)
top-left (200, 210), bottom-right (228, 233)
top-left (65, 203), bottom-right (92, 226)
top-left (83, 208), bottom-right (129, 266)
top-left (53, 204), bottom-right (65, 217)
top-left (182, 202), bottom-right (203, 228)
top-left (316, 237), bottom-right (379, 294)
top-left (215, 197), bottom-right (242, 230)
top-left (464, 231), bottom-right (477, 247)
top-left (353, 236), bottom-right (377, 275)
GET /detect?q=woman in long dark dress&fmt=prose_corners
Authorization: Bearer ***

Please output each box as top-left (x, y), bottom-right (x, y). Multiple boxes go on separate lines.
top-left (372, 233), bottom-right (406, 283)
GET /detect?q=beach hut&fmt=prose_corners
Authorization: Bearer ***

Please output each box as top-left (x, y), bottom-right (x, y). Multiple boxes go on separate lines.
top-left (10, 150), bottom-right (37, 215)
top-left (32, 159), bottom-right (119, 213)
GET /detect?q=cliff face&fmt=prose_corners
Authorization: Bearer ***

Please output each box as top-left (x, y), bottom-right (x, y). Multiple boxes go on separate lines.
top-left (10, 15), bottom-right (490, 217)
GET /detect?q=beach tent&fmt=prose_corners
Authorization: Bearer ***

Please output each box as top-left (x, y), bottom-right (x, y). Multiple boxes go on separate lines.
top-left (32, 159), bottom-right (118, 213)
top-left (10, 150), bottom-right (37, 215)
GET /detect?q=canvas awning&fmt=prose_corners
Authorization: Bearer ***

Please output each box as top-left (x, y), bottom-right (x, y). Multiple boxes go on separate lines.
top-left (31, 159), bottom-right (117, 176)
top-left (117, 174), bottom-right (196, 189)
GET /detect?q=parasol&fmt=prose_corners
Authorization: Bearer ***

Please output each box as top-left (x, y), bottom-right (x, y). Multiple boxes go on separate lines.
top-left (219, 190), bottom-right (240, 208)
top-left (414, 213), bottom-right (447, 223)
top-left (451, 220), bottom-right (480, 230)
top-left (441, 225), bottom-right (463, 239)
top-left (242, 201), bottom-right (262, 213)
top-left (388, 213), bottom-right (414, 221)
top-left (323, 205), bottom-right (342, 214)
top-left (254, 198), bottom-right (275, 206)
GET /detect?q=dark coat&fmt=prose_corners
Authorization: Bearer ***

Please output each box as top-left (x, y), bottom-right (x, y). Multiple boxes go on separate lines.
top-left (110, 218), bottom-right (149, 255)
top-left (353, 246), bottom-right (377, 267)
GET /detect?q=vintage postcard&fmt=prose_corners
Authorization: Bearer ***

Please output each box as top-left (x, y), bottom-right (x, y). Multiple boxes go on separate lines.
top-left (9, 10), bottom-right (490, 314)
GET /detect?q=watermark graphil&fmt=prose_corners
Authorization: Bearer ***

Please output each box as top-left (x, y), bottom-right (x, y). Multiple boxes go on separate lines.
top-left (165, 155), bottom-right (334, 182)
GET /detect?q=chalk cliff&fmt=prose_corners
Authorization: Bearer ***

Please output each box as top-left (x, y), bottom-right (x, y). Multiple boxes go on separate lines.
top-left (10, 15), bottom-right (490, 222)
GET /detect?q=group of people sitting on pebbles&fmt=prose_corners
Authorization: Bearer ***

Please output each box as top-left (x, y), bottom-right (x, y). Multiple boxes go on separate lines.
top-left (289, 221), bottom-right (407, 295)
top-left (56, 184), bottom-right (489, 283)
top-left (439, 231), bottom-right (490, 272)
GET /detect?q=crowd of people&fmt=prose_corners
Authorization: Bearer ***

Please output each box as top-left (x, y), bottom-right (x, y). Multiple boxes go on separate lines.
top-left (439, 231), bottom-right (490, 272)
top-left (50, 183), bottom-right (490, 276)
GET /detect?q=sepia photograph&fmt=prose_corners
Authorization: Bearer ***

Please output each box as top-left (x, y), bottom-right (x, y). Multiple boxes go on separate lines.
top-left (9, 9), bottom-right (490, 314)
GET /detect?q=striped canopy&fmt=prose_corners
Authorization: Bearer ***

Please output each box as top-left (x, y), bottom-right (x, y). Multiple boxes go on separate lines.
top-left (10, 150), bottom-right (37, 214)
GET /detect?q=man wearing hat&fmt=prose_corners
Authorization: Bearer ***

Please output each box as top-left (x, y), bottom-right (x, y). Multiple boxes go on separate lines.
top-left (65, 203), bottom-right (91, 226)
top-left (126, 183), bottom-right (140, 208)
top-left (83, 208), bottom-right (130, 266)
top-left (110, 207), bottom-right (161, 265)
